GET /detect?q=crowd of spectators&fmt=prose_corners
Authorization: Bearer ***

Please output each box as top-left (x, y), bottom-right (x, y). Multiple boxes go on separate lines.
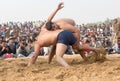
top-left (0, 21), bottom-right (44, 59)
top-left (78, 22), bottom-right (120, 55)
top-left (0, 19), bottom-right (120, 59)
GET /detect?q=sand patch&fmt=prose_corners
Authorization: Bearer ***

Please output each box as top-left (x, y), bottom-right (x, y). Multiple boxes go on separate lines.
top-left (0, 54), bottom-right (120, 81)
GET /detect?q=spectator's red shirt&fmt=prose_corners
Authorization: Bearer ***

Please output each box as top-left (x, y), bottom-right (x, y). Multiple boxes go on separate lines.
top-left (82, 41), bottom-right (91, 53)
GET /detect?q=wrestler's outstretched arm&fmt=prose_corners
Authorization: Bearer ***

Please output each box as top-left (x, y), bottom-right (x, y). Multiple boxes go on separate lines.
top-left (46, 2), bottom-right (64, 22)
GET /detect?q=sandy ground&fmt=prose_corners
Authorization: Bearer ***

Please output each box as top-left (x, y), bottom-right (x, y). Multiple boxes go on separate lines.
top-left (0, 54), bottom-right (120, 81)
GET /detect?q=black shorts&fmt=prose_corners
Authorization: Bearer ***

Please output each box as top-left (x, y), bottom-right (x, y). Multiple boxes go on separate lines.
top-left (57, 30), bottom-right (77, 46)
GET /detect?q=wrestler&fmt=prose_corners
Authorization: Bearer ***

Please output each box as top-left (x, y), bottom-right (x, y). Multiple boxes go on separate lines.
top-left (43, 2), bottom-right (100, 63)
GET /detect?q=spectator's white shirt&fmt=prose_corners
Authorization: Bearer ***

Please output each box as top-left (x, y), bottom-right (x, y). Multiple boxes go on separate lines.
top-left (110, 25), bottom-right (114, 35)
top-left (10, 30), bottom-right (14, 35)
top-left (113, 44), bottom-right (120, 52)
top-left (100, 29), bottom-right (103, 33)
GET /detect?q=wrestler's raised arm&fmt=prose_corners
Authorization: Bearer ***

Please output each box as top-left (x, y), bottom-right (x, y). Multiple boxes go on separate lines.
top-left (46, 2), bottom-right (64, 22)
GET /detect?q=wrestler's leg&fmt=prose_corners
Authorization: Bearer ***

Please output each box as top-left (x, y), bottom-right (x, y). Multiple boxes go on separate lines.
top-left (72, 44), bottom-right (101, 61)
top-left (48, 45), bottom-right (56, 64)
top-left (71, 44), bottom-right (87, 61)
top-left (78, 49), bottom-right (88, 61)
top-left (77, 44), bottom-right (100, 54)
top-left (56, 43), bottom-right (69, 67)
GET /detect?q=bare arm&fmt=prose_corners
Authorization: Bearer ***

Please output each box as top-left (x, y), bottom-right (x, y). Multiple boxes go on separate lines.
top-left (46, 2), bottom-right (64, 22)
top-left (28, 43), bottom-right (41, 66)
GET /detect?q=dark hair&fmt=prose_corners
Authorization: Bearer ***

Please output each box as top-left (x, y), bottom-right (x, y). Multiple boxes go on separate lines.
top-left (91, 35), bottom-right (97, 41)
top-left (46, 21), bottom-right (53, 30)
top-left (20, 39), bottom-right (25, 42)
top-left (1, 40), bottom-right (6, 43)
top-left (86, 39), bottom-right (90, 43)
top-left (8, 37), bottom-right (14, 41)
top-left (32, 32), bottom-right (39, 41)
top-left (28, 38), bottom-right (33, 43)
top-left (118, 37), bottom-right (120, 40)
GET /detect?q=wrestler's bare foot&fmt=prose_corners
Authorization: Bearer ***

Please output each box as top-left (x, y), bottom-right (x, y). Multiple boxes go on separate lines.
top-left (93, 46), bottom-right (107, 60)
top-left (99, 46), bottom-right (106, 55)
top-left (98, 46), bottom-right (106, 59)
top-left (95, 46), bottom-right (106, 55)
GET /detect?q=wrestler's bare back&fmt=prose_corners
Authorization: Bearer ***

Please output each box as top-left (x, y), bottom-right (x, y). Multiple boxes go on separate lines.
top-left (54, 18), bottom-right (76, 26)
top-left (35, 27), bottom-right (63, 47)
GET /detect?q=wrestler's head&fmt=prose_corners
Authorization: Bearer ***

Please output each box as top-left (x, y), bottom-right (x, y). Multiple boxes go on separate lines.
top-left (46, 21), bottom-right (58, 30)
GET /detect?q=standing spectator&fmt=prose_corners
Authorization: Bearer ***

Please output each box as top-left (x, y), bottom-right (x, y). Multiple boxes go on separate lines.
top-left (113, 18), bottom-right (120, 44)
top-left (0, 35), bottom-right (3, 44)
top-left (5, 27), bottom-right (10, 38)
top-left (109, 23), bottom-right (114, 35)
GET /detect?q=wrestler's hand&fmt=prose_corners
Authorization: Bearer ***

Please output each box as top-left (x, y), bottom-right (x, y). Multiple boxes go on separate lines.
top-left (57, 2), bottom-right (64, 10)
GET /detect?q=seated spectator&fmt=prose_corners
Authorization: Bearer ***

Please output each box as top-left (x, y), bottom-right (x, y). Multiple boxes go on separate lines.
top-left (12, 35), bottom-right (19, 46)
top-left (65, 45), bottom-right (74, 55)
top-left (43, 47), bottom-right (51, 56)
top-left (7, 37), bottom-right (16, 55)
top-left (16, 37), bottom-right (27, 49)
top-left (90, 35), bottom-right (101, 48)
top-left (113, 37), bottom-right (120, 54)
top-left (26, 39), bottom-right (34, 57)
top-left (104, 37), bottom-right (113, 54)
top-left (16, 39), bottom-right (28, 58)
top-left (82, 37), bottom-right (91, 56)
top-left (0, 40), bottom-right (11, 58)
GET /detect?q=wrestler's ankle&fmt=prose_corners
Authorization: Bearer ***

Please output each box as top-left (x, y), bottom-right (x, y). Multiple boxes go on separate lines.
top-left (64, 64), bottom-right (70, 67)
